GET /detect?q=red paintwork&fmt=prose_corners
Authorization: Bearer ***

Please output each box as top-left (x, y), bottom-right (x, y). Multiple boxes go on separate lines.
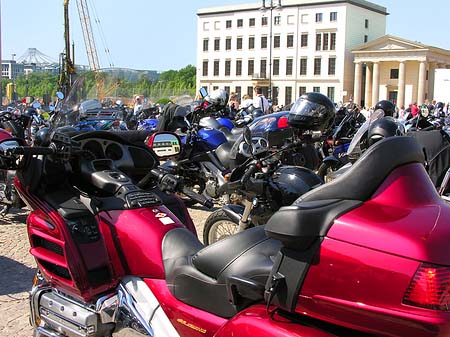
top-left (145, 279), bottom-right (226, 337)
top-left (0, 129), bottom-right (12, 141)
top-left (98, 205), bottom-right (191, 279)
top-left (295, 163), bottom-right (450, 336)
top-left (214, 305), bottom-right (337, 337)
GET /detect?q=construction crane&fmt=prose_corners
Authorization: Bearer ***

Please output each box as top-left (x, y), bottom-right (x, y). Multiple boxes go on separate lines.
top-left (75, 0), bottom-right (100, 71)
top-left (59, 0), bottom-right (77, 96)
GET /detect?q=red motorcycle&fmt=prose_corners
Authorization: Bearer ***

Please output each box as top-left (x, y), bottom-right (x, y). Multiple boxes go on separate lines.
top-left (1, 128), bottom-right (450, 337)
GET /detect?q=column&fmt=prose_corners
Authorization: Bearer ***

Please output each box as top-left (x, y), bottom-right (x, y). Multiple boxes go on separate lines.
top-left (353, 62), bottom-right (362, 106)
top-left (397, 61), bottom-right (406, 108)
top-left (417, 61), bottom-right (427, 105)
top-left (364, 63), bottom-right (372, 108)
top-left (428, 62), bottom-right (436, 100)
top-left (372, 62), bottom-right (380, 105)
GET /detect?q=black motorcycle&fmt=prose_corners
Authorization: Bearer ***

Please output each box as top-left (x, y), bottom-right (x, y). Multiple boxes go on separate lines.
top-left (203, 128), bottom-right (323, 244)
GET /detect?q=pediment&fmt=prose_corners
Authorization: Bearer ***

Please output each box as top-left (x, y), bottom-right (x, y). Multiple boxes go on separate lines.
top-left (353, 35), bottom-right (428, 52)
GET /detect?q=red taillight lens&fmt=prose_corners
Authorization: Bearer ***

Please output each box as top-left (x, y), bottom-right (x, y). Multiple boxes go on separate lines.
top-left (113, 120), bottom-right (120, 127)
top-left (277, 116), bottom-right (289, 129)
top-left (403, 263), bottom-right (450, 311)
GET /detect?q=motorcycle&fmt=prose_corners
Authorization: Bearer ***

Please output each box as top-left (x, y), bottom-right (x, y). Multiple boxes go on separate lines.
top-left (2, 123), bottom-right (450, 336)
top-left (203, 127), bottom-right (323, 244)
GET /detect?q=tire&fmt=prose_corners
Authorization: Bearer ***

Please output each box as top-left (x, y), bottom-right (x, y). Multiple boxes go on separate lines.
top-left (203, 209), bottom-right (239, 245)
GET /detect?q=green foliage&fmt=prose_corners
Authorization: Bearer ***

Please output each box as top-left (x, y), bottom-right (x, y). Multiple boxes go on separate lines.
top-left (13, 72), bottom-right (59, 99)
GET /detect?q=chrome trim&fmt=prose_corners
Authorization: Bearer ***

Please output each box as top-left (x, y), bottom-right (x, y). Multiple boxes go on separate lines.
top-left (95, 292), bottom-right (119, 324)
top-left (117, 284), bottom-right (154, 336)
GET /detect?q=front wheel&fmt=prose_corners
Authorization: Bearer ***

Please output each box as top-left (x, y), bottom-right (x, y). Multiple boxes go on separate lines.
top-left (203, 209), bottom-right (239, 245)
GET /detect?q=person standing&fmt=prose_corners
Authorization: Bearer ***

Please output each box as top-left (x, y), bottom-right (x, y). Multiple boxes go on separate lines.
top-left (252, 86), bottom-right (269, 114)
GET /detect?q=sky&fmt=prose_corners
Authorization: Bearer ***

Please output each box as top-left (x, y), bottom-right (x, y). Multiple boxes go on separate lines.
top-left (1, 0), bottom-right (450, 72)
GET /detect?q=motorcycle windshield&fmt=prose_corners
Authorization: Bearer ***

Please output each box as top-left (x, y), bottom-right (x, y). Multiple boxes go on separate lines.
top-left (346, 108), bottom-right (384, 157)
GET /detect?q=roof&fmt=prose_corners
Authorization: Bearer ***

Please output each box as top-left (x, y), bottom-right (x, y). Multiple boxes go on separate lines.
top-left (198, 0), bottom-right (387, 16)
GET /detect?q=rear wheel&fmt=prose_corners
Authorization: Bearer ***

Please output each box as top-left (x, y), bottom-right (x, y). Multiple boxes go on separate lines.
top-left (203, 209), bottom-right (239, 245)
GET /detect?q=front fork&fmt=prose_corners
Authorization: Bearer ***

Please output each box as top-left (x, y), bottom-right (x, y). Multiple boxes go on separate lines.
top-left (237, 199), bottom-right (254, 232)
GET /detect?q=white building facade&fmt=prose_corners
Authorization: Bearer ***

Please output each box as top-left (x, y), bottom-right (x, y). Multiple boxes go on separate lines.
top-left (196, 0), bottom-right (387, 107)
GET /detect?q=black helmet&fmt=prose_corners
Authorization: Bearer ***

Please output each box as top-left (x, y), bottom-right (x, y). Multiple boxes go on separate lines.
top-left (23, 107), bottom-right (37, 120)
top-left (245, 105), bottom-right (264, 118)
top-left (368, 116), bottom-right (404, 146)
top-left (205, 89), bottom-right (229, 110)
top-left (374, 100), bottom-right (396, 117)
top-left (288, 92), bottom-right (335, 133)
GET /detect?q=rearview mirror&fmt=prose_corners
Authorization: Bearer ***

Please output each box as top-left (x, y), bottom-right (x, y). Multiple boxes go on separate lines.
top-left (199, 87), bottom-right (208, 98)
top-left (146, 132), bottom-right (181, 158)
top-left (56, 92), bottom-right (64, 100)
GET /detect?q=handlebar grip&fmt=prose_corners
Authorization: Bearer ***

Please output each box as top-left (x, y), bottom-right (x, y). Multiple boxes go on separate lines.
top-left (182, 186), bottom-right (213, 209)
top-left (240, 164), bottom-right (259, 185)
top-left (9, 146), bottom-right (55, 156)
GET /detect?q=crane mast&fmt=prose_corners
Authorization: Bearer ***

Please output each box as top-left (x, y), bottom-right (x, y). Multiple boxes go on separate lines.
top-left (76, 0), bottom-right (100, 71)
top-left (59, 0), bottom-right (77, 96)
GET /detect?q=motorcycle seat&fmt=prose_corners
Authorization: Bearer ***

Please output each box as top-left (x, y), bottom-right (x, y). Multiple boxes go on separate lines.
top-left (265, 136), bottom-right (425, 251)
top-left (162, 226), bottom-right (281, 318)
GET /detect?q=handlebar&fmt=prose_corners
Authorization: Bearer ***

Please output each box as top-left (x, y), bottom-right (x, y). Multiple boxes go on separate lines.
top-left (6, 145), bottom-right (56, 156)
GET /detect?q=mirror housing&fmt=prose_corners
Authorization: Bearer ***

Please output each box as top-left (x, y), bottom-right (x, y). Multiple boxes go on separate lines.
top-left (56, 92), bottom-right (65, 100)
top-left (199, 87), bottom-right (208, 98)
top-left (146, 132), bottom-right (181, 158)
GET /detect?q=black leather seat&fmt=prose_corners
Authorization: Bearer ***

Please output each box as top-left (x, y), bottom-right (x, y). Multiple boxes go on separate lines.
top-left (265, 136), bottom-right (426, 250)
top-left (162, 226), bottom-right (281, 318)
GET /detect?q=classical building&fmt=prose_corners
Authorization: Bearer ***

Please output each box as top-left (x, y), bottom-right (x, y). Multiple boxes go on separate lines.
top-left (352, 35), bottom-right (450, 108)
top-left (197, 0), bottom-right (387, 106)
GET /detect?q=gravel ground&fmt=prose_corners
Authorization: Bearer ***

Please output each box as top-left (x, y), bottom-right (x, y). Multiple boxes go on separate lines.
top-left (0, 205), bottom-right (213, 337)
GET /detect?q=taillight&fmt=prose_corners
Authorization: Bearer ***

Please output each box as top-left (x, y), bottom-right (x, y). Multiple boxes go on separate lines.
top-left (113, 120), bottom-right (120, 127)
top-left (403, 263), bottom-right (450, 310)
top-left (277, 116), bottom-right (289, 129)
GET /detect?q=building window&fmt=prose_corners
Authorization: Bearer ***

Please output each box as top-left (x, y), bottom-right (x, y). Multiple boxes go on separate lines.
top-left (249, 36), bottom-right (255, 49)
top-left (301, 14), bottom-right (309, 23)
top-left (323, 33), bottom-right (329, 51)
top-left (287, 15), bottom-right (295, 24)
top-left (314, 58), bottom-right (321, 75)
top-left (330, 12), bottom-right (337, 21)
top-left (301, 33), bottom-right (308, 47)
top-left (214, 60), bottom-right (219, 76)
top-left (364, 35), bottom-right (368, 43)
top-left (286, 58), bottom-right (293, 75)
top-left (328, 57), bottom-right (336, 75)
top-left (248, 59), bottom-right (254, 76)
top-left (203, 22), bottom-right (210, 31)
top-left (365, 19), bottom-right (369, 28)
top-left (225, 60), bottom-right (231, 76)
top-left (248, 86), bottom-right (253, 96)
top-left (262, 17), bottom-right (268, 26)
top-left (203, 39), bottom-right (209, 52)
top-left (214, 21), bottom-right (220, 30)
top-left (315, 13), bottom-right (323, 22)
top-left (273, 59), bottom-right (280, 76)
top-left (390, 69), bottom-right (399, 79)
top-left (235, 86), bottom-right (242, 100)
top-left (316, 34), bottom-right (322, 51)
top-left (274, 35), bottom-right (280, 48)
top-left (327, 87), bottom-right (335, 102)
top-left (226, 20), bottom-right (232, 28)
top-left (285, 86), bottom-right (292, 105)
top-left (237, 19), bottom-right (243, 27)
top-left (287, 34), bottom-right (294, 48)
top-left (313, 86), bottom-right (320, 93)
top-left (261, 36), bottom-right (268, 49)
top-left (225, 86), bottom-right (230, 93)
top-left (225, 38), bottom-right (231, 50)
top-left (260, 59), bottom-right (267, 77)
top-left (249, 18), bottom-right (255, 27)
top-left (274, 15), bottom-right (281, 25)
top-left (330, 33), bottom-right (336, 50)
top-left (202, 60), bottom-right (208, 76)
top-left (237, 37), bottom-right (243, 50)
top-left (236, 60), bottom-right (242, 76)
top-left (214, 38), bottom-right (220, 51)
top-left (300, 58), bottom-right (307, 76)
top-left (213, 86), bottom-right (219, 90)
top-left (299, 86), bottom-right (307, 95)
